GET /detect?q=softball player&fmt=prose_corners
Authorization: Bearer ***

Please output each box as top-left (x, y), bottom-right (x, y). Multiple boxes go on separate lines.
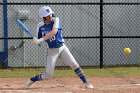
top-left (24, 6), bottom-right (93, 89)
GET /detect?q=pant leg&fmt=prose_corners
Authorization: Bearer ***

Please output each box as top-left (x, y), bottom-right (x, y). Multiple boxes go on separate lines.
top-left (58, 44), bottom-right (79, 70)
top-left (30, 48), bottom-right (59, 81)
top-left (41, 48), bottom-right (59, 80)
top-left (58, 44), bottom-right (88, 83)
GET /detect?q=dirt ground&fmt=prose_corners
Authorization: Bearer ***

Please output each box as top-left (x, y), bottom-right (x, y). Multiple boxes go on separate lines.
top-left (0, 77), bottom-right (140, 93)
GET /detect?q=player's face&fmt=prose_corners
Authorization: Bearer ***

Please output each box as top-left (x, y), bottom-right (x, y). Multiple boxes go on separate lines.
top-left (43, 14), bottom-right (53, 24)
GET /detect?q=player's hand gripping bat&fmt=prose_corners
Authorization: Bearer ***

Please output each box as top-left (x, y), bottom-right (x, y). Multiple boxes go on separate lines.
top-left (16, 19), bottom-right (43, 45)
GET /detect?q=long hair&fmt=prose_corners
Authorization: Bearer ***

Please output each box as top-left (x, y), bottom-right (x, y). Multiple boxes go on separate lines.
top-left (52, 13), bottom-right (56, 18)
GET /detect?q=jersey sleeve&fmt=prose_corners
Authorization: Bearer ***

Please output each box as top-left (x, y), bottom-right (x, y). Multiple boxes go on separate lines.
top-left (38, 29), bottom-right (42, 39)
top-left (36, 21), bottom-right (44, 39)
top-left (53, 17), bottom-right (59, 29)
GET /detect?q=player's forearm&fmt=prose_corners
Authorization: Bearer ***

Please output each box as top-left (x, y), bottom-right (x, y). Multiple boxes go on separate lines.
top-left (43, 28), bottom-right (58, 40)
top-left (33, 28), bottom-right (58, 45)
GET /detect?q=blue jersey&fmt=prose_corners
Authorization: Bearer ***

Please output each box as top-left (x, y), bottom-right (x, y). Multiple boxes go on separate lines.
top-left (37, 18), bottom-right (64, 48)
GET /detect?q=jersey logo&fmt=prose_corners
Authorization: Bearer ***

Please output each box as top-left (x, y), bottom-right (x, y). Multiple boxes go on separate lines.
top-left (41, 28), bottom-right (45, 31)
top-left (42, 31), bottom-right (49, 36)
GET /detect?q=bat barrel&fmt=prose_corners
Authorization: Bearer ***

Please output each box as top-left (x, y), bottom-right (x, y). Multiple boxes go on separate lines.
top-left (16, 19), bottom-right (33, 37)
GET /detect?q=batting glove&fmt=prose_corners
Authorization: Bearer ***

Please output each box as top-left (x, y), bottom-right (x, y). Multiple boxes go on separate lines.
top-left (33, 37), bottom-right (44, 45)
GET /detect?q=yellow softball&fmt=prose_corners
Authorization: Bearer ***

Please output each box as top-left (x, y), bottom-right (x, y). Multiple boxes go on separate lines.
top-left (123, 48), bottom-right (131, 55)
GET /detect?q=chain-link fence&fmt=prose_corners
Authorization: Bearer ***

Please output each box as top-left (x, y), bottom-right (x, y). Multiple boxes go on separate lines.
top-left (0, 0), bottom-right (140, 68)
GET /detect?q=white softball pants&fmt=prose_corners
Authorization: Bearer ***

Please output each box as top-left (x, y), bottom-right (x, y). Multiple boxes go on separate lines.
top-left (41, 44), bottom-right (79, 80)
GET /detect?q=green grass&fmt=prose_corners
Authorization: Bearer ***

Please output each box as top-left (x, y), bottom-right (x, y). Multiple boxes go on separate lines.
top-left (0, 66), bottom-right (140, 78)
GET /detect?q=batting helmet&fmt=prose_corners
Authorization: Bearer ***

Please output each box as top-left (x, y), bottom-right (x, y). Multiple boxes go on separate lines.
top-left (39, 6), bottom-right (54, 18)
